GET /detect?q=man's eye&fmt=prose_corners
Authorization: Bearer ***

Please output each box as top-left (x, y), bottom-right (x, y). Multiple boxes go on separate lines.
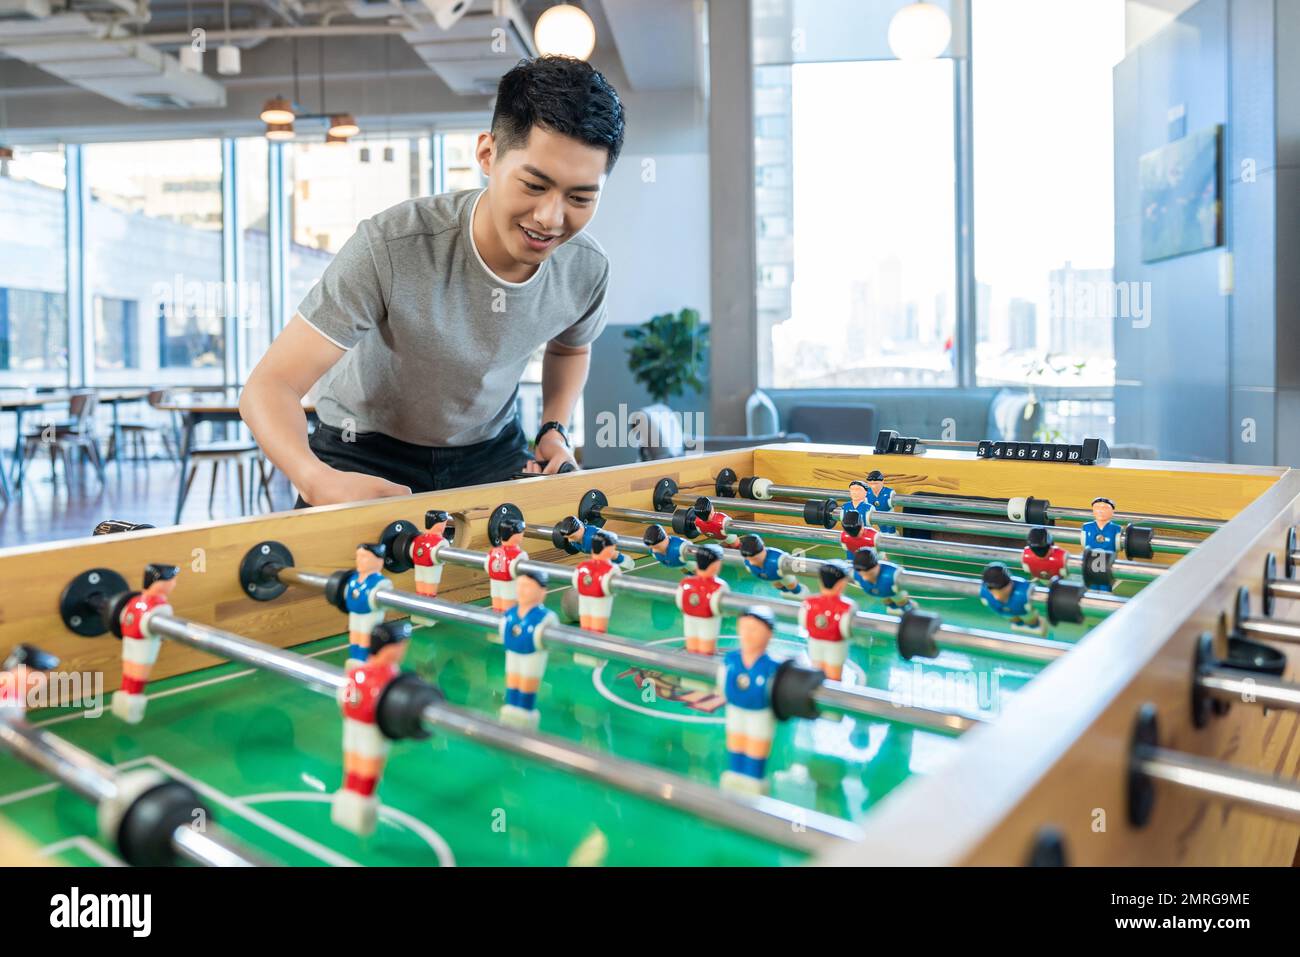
top-left (571, 196), bottom-right (592, 206)
top-left (522, 181), bottom-right (545, 192)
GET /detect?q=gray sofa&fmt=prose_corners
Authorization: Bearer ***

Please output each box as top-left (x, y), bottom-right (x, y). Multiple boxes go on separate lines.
top-left (747, 387), bottom-right (1043, 445)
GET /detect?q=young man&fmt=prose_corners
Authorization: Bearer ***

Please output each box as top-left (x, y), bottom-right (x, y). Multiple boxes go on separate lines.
top-left (241, 56), bottom-right (626, 506)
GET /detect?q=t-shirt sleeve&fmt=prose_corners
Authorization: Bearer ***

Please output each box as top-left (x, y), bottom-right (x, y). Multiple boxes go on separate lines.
top-left (296, 219), bottom-right (392, 350)
top-left (551, 256), bottom-right (610, 348)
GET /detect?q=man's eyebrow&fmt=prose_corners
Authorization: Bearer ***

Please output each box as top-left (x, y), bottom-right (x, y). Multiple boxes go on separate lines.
top-left (522, 165), bottom-right (601, 192)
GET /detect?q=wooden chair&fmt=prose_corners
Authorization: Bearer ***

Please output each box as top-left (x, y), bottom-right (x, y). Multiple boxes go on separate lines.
top-left (179, 441), bottom-right (274, 519)
top-left (17, 390), bottom-right (106, 490)
top-left (109, 389), bottom-right (178, 462)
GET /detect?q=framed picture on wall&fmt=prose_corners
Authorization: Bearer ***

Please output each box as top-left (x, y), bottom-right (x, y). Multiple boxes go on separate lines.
top-left (1139, 124), bottom-right (1224, 263)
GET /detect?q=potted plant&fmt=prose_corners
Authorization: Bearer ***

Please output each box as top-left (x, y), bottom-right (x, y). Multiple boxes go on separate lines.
top-left (622, 308), bottom-right (709, 459)
top-left (623, 307), bottom-right (709, 406)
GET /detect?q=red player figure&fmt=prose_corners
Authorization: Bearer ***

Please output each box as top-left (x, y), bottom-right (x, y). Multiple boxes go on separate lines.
top-left (675, 543), bottom-right (730, 655)
top-left (0, 644), bottom-right (59, 721)
top-left (693, 496), bottom-right (739, 546)
top-left (1022, 526), bottom-right (1068, 582)
top-left (333, 620), bottom-right (411, 836)
top-left (111, 563), bottom-right (179, 724)
top-left (838, 509), bottom-right (879, 560)
top-left (485, 517), bottom-right (528, 614)
top-left (409, 509), bottom-right (449, 626)
top-left (343, 544), bottom-right (393, 672)
top-left (800, 561), bottom-right (857, 681)
top-left (575, 529), bottom-right (622, 633)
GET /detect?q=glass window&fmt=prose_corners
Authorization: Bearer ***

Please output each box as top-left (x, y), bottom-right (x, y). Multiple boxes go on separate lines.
top-left (756, 59), bottom-right (957, 388)
top-left (94, 296), bottom-right (139, 370)
top-left (237, 137), bottom-right (272, 378)
top-left (440, 132), bottom-right (484, 193)
top-left (287, 136), bottom-right (430, 321)
top-left (972, 0), bottom-right (1125, 396)
top-left (0, 146), bottom-right (68, 385)
top-left (84, 139), bottom-right (225, 384)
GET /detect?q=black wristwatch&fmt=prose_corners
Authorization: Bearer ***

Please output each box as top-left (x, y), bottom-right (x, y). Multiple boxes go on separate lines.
top-left (534, 420), bottom-right (570, 448)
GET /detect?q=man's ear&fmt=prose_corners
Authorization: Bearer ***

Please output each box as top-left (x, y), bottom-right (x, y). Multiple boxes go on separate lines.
top-left (475, 132), bottom-right (496, 177)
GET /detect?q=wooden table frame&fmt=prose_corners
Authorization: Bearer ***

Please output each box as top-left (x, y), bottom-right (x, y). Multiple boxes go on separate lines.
top-left (1, 389), bottom-right (150, 496)
top-left (0, 443), bottom-right (1295, 866)
top-left (152, 393), bottom-right (315, 524)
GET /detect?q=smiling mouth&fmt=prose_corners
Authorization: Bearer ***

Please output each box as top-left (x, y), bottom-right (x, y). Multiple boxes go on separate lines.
top-left (519, 225), bottom-right (560, 244)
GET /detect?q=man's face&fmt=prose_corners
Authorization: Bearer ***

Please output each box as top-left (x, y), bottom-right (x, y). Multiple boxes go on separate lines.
top-left (868, 480), bottom-right (884, 496)
top-left (477, 125), bottom-right (608, 268)
top-left (1093, 501), bottom-right (1115, 525)
top-left (849, 485), bottom-right (866, 505)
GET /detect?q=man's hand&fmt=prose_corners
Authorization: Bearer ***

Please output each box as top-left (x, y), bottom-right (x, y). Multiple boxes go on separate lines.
top-left (300, 465), bottom-right (411, 506)
top-left (525, 429), bottom-right (578, 474)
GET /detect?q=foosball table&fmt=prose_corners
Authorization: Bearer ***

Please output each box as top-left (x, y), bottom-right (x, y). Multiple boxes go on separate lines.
top-left (1, 440), bottom-right (1298, 866)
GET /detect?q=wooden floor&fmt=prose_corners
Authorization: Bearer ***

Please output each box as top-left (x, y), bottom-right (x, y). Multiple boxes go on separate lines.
top-left (0, 455), bottom-right (297, 549)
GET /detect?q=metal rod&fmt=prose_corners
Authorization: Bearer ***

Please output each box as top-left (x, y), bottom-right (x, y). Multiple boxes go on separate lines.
top-left (369, 583), bottom-right (986, 736)
top-left (1236, 617), bottom-right (1300, 646)
top-left (1137, 746), bottom-right (1300, 824)
top-left (483, 526), bottom-right (1068, 664)
top-left (169, 823), bottom-right (259, 867)
top-left (146, 611), bottom-right (857, 852)
top-left (0, 716), bottom-right (263, 866)
top-left (0, 715), bottom-right (118, 805)
top-left (1266, 579), bottom-right (1300, 603)
top-left (416, 699), bottom-right (861, 850)
top-left (599, 503), bottom-right (1162, 584)
top-left (756, 483), bottom-right (1222, 534)
top-left (1198, 668), bottom-right (1300, 713)
top-left (672, 493), bottom-right (1196, 556)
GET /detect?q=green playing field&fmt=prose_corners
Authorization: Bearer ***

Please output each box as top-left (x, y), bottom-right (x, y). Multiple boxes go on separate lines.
top-left (0, 536), bottom-right (1133, 866)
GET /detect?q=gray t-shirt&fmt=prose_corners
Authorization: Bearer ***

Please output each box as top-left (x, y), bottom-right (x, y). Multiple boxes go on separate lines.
top-left (298, 188), bottom-right (610, 446)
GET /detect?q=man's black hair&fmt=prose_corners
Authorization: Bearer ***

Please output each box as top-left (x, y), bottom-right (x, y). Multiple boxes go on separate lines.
top-left (492, 56), bottom-right (626, 172)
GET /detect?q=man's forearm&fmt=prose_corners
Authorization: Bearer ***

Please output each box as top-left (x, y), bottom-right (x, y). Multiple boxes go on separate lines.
top-left (539, 346), bottom-right (591, 433)
top-left (239, 378), bottom-right (324, 494)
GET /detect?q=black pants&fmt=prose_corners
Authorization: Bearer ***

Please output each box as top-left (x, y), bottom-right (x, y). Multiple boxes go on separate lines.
top-left (295, 417), bottom-right (531, 508)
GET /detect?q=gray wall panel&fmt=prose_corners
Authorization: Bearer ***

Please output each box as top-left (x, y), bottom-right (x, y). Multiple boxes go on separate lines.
top-left (1230, 385), bottom-right (1277, 464)
top-left (1228, 169), bottom-right (1277, 389)
top-left (1228, 0), bottom-right (1279, 179)
top-left (1278, 0), bottom-right (1300, 169)
top-left (1276, 166), bottom-right (1300, 392)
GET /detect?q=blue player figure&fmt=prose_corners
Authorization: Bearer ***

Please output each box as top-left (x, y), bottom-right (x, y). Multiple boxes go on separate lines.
top-left (737, 534), bottom-right (809, 598)
top-left (1080, 497), bottom-right (1121, 593)
top-left (344, 543), bottom-right (393, 672)
top-left (861, 470), bottom-right (897, 534)
top-left (554, 515), bottom-right (628, 565)
top-left (643, 523), bottom-right (694, 572)
top-left (499, 568), bottom-right (558, 729)
top-left (716, 606), bottom-right (782, 795)
top-left (851, 547), bottom-right (916, 614)
top-left (978, 562), bottom-right (1045, 636)
top-left (1082, 497), bottom-right (1121, 553)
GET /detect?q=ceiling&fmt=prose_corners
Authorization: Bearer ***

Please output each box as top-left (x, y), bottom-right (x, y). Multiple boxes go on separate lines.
top-left (0, 0), bottom-right (705, 141)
